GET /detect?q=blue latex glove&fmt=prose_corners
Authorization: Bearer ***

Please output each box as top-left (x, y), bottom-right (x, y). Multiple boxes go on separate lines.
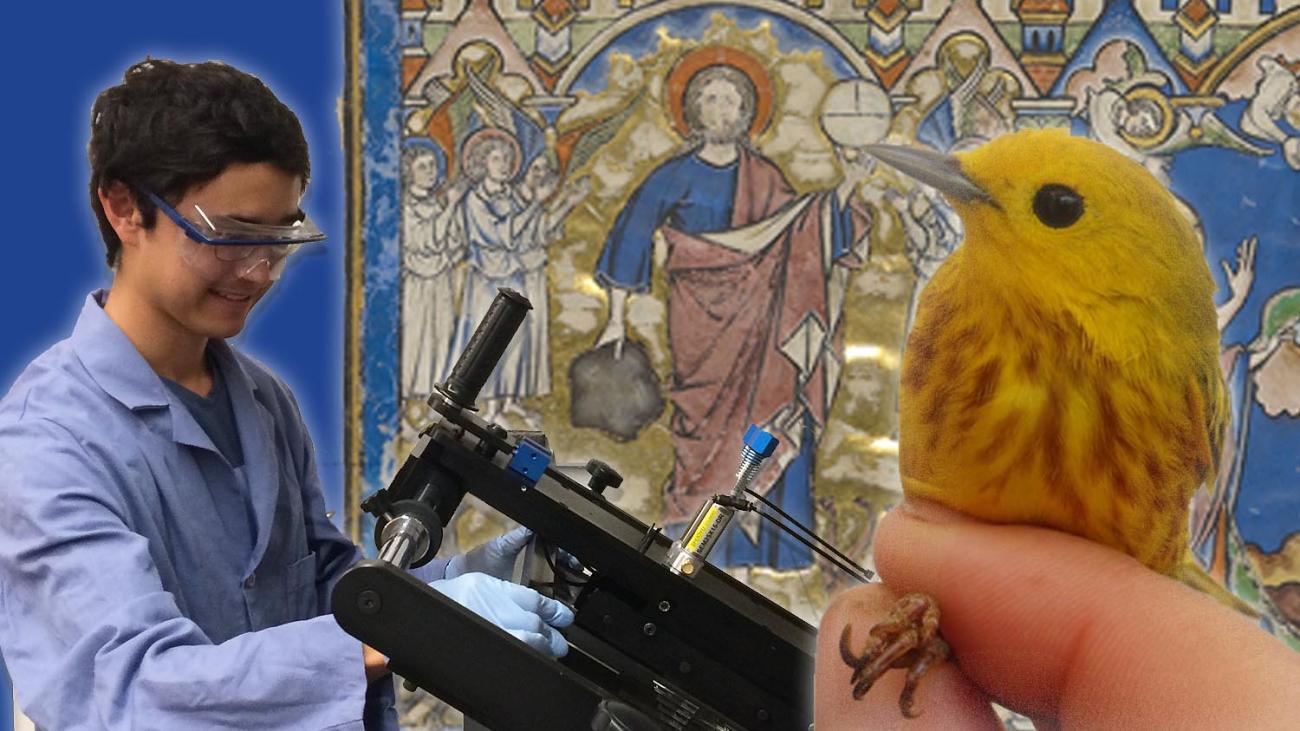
top-left (429, 572), bottom-right (574, 657)
top-left (445, 526), bottom-right (533, 581)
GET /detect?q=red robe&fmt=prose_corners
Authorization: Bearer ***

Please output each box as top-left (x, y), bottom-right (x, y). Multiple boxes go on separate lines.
top-left (660, 148), bottom-right (869, 522)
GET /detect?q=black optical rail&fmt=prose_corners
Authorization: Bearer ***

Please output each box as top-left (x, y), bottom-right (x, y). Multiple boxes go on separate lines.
top-left (332, 288), bottom-right (816, 730)
top-left (336, 414), bottom-right (815, 730)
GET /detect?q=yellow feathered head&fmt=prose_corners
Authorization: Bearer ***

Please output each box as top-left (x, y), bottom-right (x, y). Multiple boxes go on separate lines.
top-left (868, 129), bottom-right (1218, 360)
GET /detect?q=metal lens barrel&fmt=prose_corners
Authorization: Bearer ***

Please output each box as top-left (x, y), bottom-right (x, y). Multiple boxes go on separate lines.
top-left (436, 288), bottom-right (532, 410)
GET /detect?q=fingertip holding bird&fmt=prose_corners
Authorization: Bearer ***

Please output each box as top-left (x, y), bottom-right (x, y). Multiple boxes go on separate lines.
top-left (868, 501), bottom-right (1300, 727)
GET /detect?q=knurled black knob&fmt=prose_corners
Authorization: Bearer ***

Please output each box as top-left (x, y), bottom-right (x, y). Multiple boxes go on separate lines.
top-left (585, 459), bottom-right (623, 495)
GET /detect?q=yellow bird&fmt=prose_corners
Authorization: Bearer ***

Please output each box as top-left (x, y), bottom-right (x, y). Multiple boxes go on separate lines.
top-left (839, 129), bottom-right (1247, 716)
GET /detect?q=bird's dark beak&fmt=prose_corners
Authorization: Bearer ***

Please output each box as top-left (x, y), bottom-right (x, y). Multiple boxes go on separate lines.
top-left (864, 144), bottom-right (994, 206)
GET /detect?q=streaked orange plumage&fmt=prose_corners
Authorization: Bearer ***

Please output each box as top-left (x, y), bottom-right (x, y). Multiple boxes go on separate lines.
top-left (839, 129), bottom-right (1242, 719)
top-left (898, 130), bottom-right (1228, 577)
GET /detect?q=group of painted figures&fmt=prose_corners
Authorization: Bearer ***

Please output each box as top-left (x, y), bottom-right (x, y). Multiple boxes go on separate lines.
top-left (400, 130), bottom-right (588, 425)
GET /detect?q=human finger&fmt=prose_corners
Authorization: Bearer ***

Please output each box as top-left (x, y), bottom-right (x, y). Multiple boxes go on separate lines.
top-left (492, 526), bottom-right (533, 556)
top-left (502, 582), bottom-right (575, 628)
top-left (873, 499), bottom-right (1300, 728)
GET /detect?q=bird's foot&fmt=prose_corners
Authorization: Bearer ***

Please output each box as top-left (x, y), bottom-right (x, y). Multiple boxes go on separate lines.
top-left (839, 592), bottom-right (950, 719)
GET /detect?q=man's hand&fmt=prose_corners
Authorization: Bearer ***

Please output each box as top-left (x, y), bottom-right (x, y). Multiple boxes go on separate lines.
top-left (443, 176), bottom-right (471, 204)
top-left (363, 644), bottom-right (389, 683)
top-left (835, 146), bottom-right (875, 205)
top-left (527, 176), bottom-right (556, 204)
top-left (562, 176), bottom-right (592, 207)
top-left (446, 526), bottom-right (532, 581)
top-left (595, 287), bottom-right (628, 359)
top-left (594, 318), bottom-right (626, 359)
top-left (1218, 235), bottom-right (1258, 331)
top-left (430, 573), bottom-right (574, 657)
top-left (815, 500), bottom-right (1300, 729)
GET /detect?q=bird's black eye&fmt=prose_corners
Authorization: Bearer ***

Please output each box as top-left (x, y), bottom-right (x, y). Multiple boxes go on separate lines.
top-left (1033, 184), bottom-right (1084, 228)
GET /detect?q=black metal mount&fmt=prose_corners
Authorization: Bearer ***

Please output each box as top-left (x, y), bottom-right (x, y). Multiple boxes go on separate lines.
top-left (331, 288), bottom-right (816, 730)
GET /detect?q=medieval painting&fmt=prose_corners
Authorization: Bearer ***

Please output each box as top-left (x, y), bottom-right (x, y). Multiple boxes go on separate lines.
top-left (347, 1), bottom-right (1299, 726)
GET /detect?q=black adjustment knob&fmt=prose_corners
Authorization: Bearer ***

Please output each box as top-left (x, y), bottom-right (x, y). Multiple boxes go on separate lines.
top-left (585, 459), bottom-right (623, 495)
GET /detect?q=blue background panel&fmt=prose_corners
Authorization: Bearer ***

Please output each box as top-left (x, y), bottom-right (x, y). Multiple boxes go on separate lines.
top-left (0, 3), bottom-right (346, 724)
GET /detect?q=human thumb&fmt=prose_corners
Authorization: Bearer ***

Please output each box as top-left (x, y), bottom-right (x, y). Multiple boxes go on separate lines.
top-left (869, 499), bottom-right (1300, 728)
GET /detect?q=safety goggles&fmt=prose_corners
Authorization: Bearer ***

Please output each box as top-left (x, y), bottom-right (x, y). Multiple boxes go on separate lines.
top-left (142, 189), bottom-right (325, 281)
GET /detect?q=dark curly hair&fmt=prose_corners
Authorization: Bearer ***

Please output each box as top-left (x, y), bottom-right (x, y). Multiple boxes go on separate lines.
top-left (88, 58), bottom-right (311, 268)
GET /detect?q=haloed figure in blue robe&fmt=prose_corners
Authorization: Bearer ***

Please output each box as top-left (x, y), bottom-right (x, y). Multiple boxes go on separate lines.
top-left (593, 63), bottom-right (875, 570)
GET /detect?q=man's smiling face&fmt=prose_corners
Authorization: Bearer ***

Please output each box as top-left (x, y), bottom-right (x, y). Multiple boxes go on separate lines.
top-left (122, 161), bottom-right (305, 339)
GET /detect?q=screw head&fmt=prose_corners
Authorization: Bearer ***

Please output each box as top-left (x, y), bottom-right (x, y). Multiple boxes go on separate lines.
top-left (642, 622), bottom-right (657, 637)
top-left (358, 590), bottom-right (382, 615)
top-left (658, 600), bottom-right (671, 613)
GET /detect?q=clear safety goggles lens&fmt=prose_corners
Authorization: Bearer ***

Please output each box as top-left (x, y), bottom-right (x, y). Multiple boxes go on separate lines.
top-left (142, 189), bottom-right (325, 282)
top-left (176, 235), bottom-right (300, 281)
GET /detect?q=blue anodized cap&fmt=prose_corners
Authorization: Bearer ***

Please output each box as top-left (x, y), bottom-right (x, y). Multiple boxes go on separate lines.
top-left (742, 424), bottom-right (778, 459)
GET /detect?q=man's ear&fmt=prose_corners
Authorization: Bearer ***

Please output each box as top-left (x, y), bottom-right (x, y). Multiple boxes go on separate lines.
top-left (98, 181), bottom-right (144, 245)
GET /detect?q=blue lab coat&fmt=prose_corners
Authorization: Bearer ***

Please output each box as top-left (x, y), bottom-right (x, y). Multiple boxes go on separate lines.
top-left (0, 290), bottom-right (444, 729)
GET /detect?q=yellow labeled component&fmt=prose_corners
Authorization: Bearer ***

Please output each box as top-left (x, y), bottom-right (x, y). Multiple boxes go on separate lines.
top-left (685, 504), bottom-right (722, 553)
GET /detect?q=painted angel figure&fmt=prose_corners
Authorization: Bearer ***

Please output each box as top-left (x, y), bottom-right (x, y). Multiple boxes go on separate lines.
top-left (514, 155), bottom-right (591, 406)
top-left (889, 184), bottom-right (963, 346)
top-left (441, 128), bottom-right (537, 424)
top-left (442, 129), bottom-right (586, 426)
top-left (401, 139), bottom-right (467, 407)
top-left (1072, 41), bottom-right (1271, 185)
top-left (1240, 55), bottom-right (1300, 170)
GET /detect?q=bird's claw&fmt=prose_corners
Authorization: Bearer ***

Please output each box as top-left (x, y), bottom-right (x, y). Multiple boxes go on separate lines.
top-left (839, 592), bottom-right (950, 718)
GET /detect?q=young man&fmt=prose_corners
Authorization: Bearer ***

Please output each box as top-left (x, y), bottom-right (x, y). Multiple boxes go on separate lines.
top-left (0, 59), bottom-right (571, 730)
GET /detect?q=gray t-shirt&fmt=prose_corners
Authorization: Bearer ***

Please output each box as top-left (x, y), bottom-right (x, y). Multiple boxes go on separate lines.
top-left (163, 358), bottom-right (245, 468)
top-left (163, 357), bottom-right (254, 558)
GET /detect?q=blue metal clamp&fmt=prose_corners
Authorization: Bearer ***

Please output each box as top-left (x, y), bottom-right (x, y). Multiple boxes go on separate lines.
top-left (507, 438), bottom-right (552, 486)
